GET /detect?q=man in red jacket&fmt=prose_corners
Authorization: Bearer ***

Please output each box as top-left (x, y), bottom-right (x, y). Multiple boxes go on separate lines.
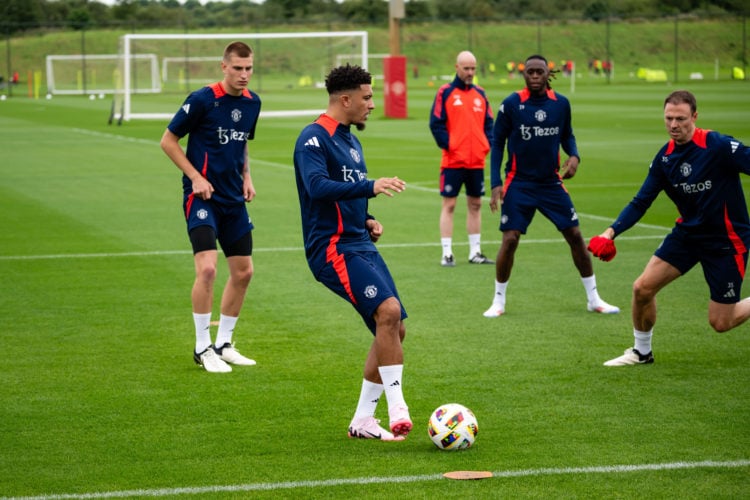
top-left (429, 51), bottom-right (494, 267)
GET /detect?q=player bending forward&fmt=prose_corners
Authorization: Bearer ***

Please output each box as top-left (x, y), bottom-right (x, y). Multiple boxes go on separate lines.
top-left (589, 90), bottom-right (750, 366)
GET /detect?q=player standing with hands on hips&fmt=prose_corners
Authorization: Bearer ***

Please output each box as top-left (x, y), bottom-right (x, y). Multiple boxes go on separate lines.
top-left (429, 50), bottom-right (495, 267)
top-left (483, 54), bottom-right (619, 318)
top-left (589, 90), bottom-right (750, 366)
top-left (160, 41), bottom-right (260, 373)
top-left (293, 65), bottom-right (412, 441)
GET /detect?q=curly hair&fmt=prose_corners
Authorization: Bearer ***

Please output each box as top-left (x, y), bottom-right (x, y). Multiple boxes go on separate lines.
top-left (325, 64), bottom-right (372, 95)
top-left (525, 54), bottom-right (559, 89)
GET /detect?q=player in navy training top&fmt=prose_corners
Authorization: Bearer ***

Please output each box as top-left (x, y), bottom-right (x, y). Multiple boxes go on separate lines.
top-left (591, 90), bottom-right (750, 366)
top-left (483, 54), bottom-right (619, 318)
top-left (160, 41), bottom-right (261, 373)
top-left (293, 64), bottom-right (412, 442)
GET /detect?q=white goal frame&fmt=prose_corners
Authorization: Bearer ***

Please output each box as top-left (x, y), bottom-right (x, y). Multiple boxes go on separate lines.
top-left (118, 31), bottom-right (368, 121)
top-left (46, 53), bottom-right (159, 95)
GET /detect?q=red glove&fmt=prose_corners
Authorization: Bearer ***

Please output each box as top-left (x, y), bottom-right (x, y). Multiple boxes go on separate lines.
top-left (587, 236), bottom-right (617, 262)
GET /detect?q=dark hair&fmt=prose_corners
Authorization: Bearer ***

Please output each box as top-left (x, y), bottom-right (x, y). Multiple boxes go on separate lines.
top-left (224, 41), bottom-right (253, 61)
top-left (524, 54), bottom-right (558, 89)
top-left (664, 90), bottom-right (697, 114)
top-left (325, 64), bottom-right (372, 95)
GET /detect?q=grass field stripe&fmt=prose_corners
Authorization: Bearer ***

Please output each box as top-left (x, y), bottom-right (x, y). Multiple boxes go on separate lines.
top-left (3, 459), bottom-right (747, 500)
top-left (0, 235), bottom-right (668, 261)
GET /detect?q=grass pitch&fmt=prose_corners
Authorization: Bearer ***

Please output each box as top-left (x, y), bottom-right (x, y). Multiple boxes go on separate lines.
top-left (0, 79), bottom-right (748, 499)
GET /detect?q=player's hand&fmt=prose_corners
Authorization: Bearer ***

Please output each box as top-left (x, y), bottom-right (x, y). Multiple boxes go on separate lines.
top-left (489, 185), bottom-right (504, 213)
top-left (587, 235), bottom-right (617, 262)
top-left (243, 179), bottom-right (256, 202)
top-left (366, 219), bottom-right (383, 242)
top-left (373, 176), bottom-right (406, 197)
top-left (192, 176), bottom-right (214, 200)
top-left (559, 156), bottom-right (579, 179)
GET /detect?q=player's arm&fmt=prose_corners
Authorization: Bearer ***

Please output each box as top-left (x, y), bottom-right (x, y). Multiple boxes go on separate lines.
top-left (160, 128), bottom-right (214, 200)
top-left (489, 102), bottom-right (510, 212)
top-left (559, 101), bottom-right (580, 179)
top-left (428, 90), bottom-right (450, 150)
top-left (294, 138), bottom-right (374, 201)
top-left (242, 144), bottom-right (256, 202)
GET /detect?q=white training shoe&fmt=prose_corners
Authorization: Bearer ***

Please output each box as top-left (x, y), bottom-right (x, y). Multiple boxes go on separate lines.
top-left (603, 347), bottom-right (655, 366)
top-left (194, 345), bottom-right (232, 373)
top-left (483, 304), bottom-right (505, 318)
top-left (348, 416), bottom-right (404, 441)
top-left (587, 300), bottom-right (620, 314)
top-left (388, 405), bottom-right (413, 437)
top-left (215, 342), bottom-right (256, 366)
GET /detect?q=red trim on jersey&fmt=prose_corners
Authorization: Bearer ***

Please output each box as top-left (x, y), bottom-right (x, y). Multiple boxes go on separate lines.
top-left (725, 204), bottom-right (747, 278)
top-left (516, 88), bottom-right (557, 103)
top-left (666, 128), bottom-right (712, 155)
top-left (315, 113), bottom-right (340, 137)
top-left (209, 82), bottom-right (225, 98)
top-left (325, 202), bottom-right (357, 304)
top-left (432, 83), bottom-right (451, 118)
top-left (185, 193), bottom-right (194, 220)
top-left (208, 82), bottom-right (253, 99)
top-left (503, 155), bottom-right (518, 196)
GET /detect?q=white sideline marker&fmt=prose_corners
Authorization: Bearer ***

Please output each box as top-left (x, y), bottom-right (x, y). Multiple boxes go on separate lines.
top-left (2, 459), bottom-right (748, 499)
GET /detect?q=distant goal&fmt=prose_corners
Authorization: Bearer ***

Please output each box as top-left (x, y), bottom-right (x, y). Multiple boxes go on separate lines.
top-left (115, 31), bottom-right (368, 122)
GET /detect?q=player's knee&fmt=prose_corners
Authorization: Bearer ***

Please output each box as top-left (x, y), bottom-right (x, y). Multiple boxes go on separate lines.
top-left (708, 315), bottom-right (734, 333)
top-left (632, 278), bottom-right (655, 303)
top-left (196, 264), bottom-right (217, 285)
top-left (375, 298), bottom-right (402, 324)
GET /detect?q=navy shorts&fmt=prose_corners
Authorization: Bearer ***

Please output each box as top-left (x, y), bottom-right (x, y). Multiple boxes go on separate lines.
top-left (655, 229), bottom-right (747, 304)
top-left (440, 168), bottom-right (485, 198)
top-left (316, 250), bottom-right (407, 334)
top-left (184, 196), bottom-right (253, 252)
top-left (500, 181), bottom-right (579, 234)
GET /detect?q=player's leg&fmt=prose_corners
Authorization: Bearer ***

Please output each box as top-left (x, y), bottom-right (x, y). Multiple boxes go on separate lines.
top-left (560, 226), bottom-right (619, 314)
top-left (214, 230), bottom-right (255, 366)
top-left (188, 226), bottom-right (229, 373)
top-left (482, 229), bottom-right (520, 317)
top-left (604, 256), bottom-right (680, 366)
top-left (708, 299), bottom-right (750, 332)
top-left (439, 168), bottom-right (460, 266)
top-left (372, 298), bottom-right (411, 436)
top-left (703, 250), bottom-right (750, 332)
top-left (465, 170), bottom-right (492, 264)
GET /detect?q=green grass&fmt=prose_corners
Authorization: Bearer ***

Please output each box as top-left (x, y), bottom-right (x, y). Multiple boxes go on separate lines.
top-left (0, 79), bottom-right (749, 499)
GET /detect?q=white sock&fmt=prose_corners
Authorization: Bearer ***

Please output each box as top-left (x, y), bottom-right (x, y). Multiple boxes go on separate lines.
top-left (634, 329), bottom-right (653, 354)
top-left (378, 364), bottom-right (407, 411)
top-left (441, 237), bottom-right (453, 258)
top-left (469, 233), bottom-right (481, 257)
top-left (353, 379), bottom-right (384, 421)
top-left (581, 275), bottom-right (601, 304)
top-left (193, 312), bottom-right (212, 353)
top-left (493, 280), bottom-right (508, 307)
top-left (215, 314), bottom-right (238, 348)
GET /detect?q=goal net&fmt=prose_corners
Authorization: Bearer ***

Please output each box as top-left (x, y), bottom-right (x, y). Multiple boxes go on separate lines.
top-left (115, 31), bottom-right (368, 122)
top-left (46, 53), bottom-right (159, 95)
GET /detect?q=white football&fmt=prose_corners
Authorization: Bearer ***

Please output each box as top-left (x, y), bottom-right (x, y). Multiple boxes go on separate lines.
top-left (428, 403), bottom-right (478, 450)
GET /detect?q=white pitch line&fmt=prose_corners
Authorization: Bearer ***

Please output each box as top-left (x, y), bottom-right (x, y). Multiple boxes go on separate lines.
top-left (2, 459), bottom-right (747, 500)
top-left (0, 235), bottom-right (668, 261)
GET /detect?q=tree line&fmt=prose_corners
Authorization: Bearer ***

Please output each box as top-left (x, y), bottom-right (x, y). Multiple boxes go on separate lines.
top-left (1, 0), bottom-right (747, 34)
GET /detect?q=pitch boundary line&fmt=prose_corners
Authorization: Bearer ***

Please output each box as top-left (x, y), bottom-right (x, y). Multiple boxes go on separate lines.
top-left (3, 459), bottom-right (748, 500)
top-left (0, 234), bottom-right (667, 261)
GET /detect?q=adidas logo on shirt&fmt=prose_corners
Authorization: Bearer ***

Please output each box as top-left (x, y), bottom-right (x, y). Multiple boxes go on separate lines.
top-left (305, 136), bottom-right (320, 148)
top-left (182, 104), bottom-right (190, 114)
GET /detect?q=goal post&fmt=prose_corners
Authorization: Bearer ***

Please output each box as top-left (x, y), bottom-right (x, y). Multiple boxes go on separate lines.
top-left (116, 31), bottom-right (368, 122)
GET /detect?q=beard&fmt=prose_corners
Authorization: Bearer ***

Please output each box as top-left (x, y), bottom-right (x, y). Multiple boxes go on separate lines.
top-left (355, 122), bottom-right (366, 131)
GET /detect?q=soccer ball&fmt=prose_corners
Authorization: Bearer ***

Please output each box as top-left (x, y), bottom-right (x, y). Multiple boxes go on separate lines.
top-left (428, 403), bottom-right (478, 450)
